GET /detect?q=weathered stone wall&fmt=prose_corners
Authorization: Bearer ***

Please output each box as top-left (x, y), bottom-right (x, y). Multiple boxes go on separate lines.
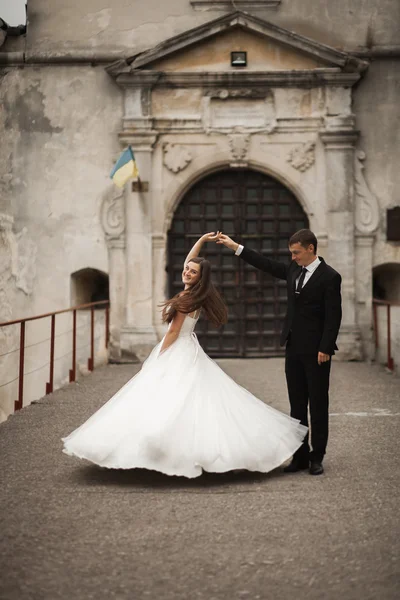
top-left (1, 65), bottom-right (121, 306)
top-left (0, 65), bottom-right (121, 420)
top-left (24, 0), bottom-right (399, 55)
top-left (353, 60), bottom-right (400, 267)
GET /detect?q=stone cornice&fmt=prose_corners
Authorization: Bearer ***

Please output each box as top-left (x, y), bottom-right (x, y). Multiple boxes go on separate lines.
top-left (112, 69), bottom-right (362, 90)
top-left (191, 1), bottom-right (281, 10)
top-left (0, 47), bottom-right (396, 68)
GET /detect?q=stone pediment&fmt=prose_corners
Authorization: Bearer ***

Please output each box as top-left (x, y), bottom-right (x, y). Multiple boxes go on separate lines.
top-left (107, 11), bottom-right (367, 78)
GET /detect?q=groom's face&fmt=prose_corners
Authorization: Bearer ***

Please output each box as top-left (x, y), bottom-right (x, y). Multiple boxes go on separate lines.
top-left (289, 242), bottom-right (316, 266)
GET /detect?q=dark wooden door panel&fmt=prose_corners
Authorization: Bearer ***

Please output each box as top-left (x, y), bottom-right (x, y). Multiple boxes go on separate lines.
top-left (167, 170), bottom-right (308, 357)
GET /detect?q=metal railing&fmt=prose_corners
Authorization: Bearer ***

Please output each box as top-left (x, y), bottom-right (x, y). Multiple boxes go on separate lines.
top-left (0, 301), bottom-right (110, 411)
top-left (372, 298), bottom-right (394, 371)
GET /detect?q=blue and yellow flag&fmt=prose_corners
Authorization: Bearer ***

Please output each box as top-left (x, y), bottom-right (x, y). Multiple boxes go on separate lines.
top-left (110, 146), bottom-right (139, 188)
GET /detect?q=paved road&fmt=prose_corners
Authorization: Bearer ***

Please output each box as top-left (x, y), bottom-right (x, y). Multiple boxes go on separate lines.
top-left (0, 359), bottom-right (399, 600)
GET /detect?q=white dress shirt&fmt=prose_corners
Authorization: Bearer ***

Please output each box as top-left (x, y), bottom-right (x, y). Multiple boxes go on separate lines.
top-left (295, 256), bottom-right (321, 288)
top-left (235, 245), bottom-right (321, 289)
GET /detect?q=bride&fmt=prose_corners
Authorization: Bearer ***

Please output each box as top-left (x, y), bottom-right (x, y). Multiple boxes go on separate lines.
top-left (62, 233), bottom-right (307, 478)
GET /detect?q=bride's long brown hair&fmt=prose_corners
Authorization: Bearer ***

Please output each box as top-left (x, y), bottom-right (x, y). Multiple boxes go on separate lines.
top-left (161, 257), bottom-right (228, 328)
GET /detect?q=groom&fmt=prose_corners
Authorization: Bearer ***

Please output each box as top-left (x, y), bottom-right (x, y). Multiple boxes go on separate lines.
top-left (217, 229), bottom-right (342, 475)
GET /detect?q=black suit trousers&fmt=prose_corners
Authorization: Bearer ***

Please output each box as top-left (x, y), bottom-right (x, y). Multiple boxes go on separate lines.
top-left (285, 347), bottom-right (331, 463)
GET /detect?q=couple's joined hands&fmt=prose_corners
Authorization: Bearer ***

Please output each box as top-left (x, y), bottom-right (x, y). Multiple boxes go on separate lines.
top-left (201, 232), bottom-right (238, 252)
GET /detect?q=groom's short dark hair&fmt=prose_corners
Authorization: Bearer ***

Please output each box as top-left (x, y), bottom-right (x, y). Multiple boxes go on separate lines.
top-left (289, 229), bottom-right (318, 254)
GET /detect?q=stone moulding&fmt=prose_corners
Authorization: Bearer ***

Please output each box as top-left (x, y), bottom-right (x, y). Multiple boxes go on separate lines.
top-left (287, 141), bottom-right (316, 172)
top-left (354, 151), bottom-right (380, 235)
top-left (163, 143), bottom-right (192, 173)
top-left (101, 190), bottom-right (125, 244)
top-left (152, 233), bottom-right (167, 249)
top-left (113, 70), bottom-right (362, 91)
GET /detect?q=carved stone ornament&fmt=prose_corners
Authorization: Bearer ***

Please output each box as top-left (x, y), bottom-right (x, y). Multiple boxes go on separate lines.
top-left (163, 143), bottom-right (192, 174)
top-left (101, 190), bottom-right (125, 241)
top-left (287, 141), bottom-right (315, 172)
top-left (354, 151), bottom-right (380, 234)
top-left (228, 132), bottom-right (250, 163)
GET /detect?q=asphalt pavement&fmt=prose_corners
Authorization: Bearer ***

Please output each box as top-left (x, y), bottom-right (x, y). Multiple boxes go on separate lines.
top-left (0, 358), bottom-right (399, 600)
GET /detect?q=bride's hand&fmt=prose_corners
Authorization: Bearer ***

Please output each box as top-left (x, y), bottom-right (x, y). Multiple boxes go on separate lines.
top-left (201, 231), bottom-right (221, 242)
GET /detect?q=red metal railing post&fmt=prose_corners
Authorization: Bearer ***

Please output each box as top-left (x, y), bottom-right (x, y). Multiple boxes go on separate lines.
top-left (373, 299), bottom-right (395, 372)
top-left (46, 314), bottom-right (56, 394)
top-left (69, 309), bottom-right (77, 382)
top-left (105, 305), bottom-right (110, 349)
top-left (387, 304), bottom-right (394, 371)
top-left (373, 302), bottom-right (378, 348)
top-left (15, 321), bottom-right (26, 411)
top-left (88, 307), bottom-right (94, 371)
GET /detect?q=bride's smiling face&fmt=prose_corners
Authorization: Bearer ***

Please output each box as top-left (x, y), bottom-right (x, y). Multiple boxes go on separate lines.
top-left (182, 261), bottom-right (201, 287)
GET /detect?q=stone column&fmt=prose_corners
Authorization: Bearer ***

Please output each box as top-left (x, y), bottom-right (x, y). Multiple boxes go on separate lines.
top-left (353, 151), bottom-right (380, 360)
top-left (119, 134), bottom-right (158, 361)
top-left (152, 233), bottom-right (168, 340)
top-left (320, 130), bottom-right (362, 360)
top-left (101, 191), bottom-right (127, 362)
top-left (355, 235), bottom-right (375, 360)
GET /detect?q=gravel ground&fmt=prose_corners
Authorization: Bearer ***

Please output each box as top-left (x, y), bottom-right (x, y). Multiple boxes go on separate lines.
top-left (0, 358), bottom-right (399, 600)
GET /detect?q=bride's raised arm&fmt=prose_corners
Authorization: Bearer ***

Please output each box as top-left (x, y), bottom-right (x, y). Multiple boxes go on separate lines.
top-left (184, 232), bottom-right (220, 265)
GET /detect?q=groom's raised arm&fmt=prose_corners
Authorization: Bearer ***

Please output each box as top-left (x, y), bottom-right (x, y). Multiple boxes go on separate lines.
top-left (217, 235), bottom-right (288, 281)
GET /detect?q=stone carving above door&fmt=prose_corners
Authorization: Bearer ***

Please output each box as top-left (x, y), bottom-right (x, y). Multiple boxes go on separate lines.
top-left (163, 143), bottom-right (192, 173)
top-left (354, 151), bottom-right (380, 234)
top-left (287, 141), bottom-right (315, 172)
top-left (228, 131), bottom-right (251, 165)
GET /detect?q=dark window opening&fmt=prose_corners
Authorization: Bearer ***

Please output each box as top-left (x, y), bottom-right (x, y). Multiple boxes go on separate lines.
top-left (373, 263), bottom-right (400, 303)
top-left (71, 268), bottom-right (109, 308)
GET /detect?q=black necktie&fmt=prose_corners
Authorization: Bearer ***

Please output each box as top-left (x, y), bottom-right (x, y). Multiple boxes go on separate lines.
top-left (295, 267), bottom-right (307, 294)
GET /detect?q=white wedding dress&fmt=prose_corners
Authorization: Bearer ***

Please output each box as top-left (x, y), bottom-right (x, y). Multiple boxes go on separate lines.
top-left (62, 312), bottom-right (307, 478)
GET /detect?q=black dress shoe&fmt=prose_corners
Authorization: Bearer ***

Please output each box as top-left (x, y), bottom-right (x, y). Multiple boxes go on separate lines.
top-left (283, 459), bottom-right (309, 473)
top-left (309, 461), bottom-right (324, 475)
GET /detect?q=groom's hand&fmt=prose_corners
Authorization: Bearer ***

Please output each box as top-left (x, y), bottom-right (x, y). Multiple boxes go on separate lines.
top-left (216, 233), bottom-right (239, 252)
top-left (318, 352), bottom-right (330, 365)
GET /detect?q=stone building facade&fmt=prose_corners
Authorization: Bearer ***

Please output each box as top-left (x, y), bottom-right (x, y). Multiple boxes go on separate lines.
top-left (1, 1), bottom-right (399, 418)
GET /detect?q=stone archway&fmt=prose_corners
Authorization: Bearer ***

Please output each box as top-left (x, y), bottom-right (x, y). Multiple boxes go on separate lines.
top-left (167, 168), bottom-right (309, 357)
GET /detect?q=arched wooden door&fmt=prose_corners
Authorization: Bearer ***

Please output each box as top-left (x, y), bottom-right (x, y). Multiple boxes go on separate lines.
top-left (167, 169), bottom-right (309, 357)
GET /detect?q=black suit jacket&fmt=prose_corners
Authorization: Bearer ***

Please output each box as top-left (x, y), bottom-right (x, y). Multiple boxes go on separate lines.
top-left (240, 247), bottom-right (342, 355)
